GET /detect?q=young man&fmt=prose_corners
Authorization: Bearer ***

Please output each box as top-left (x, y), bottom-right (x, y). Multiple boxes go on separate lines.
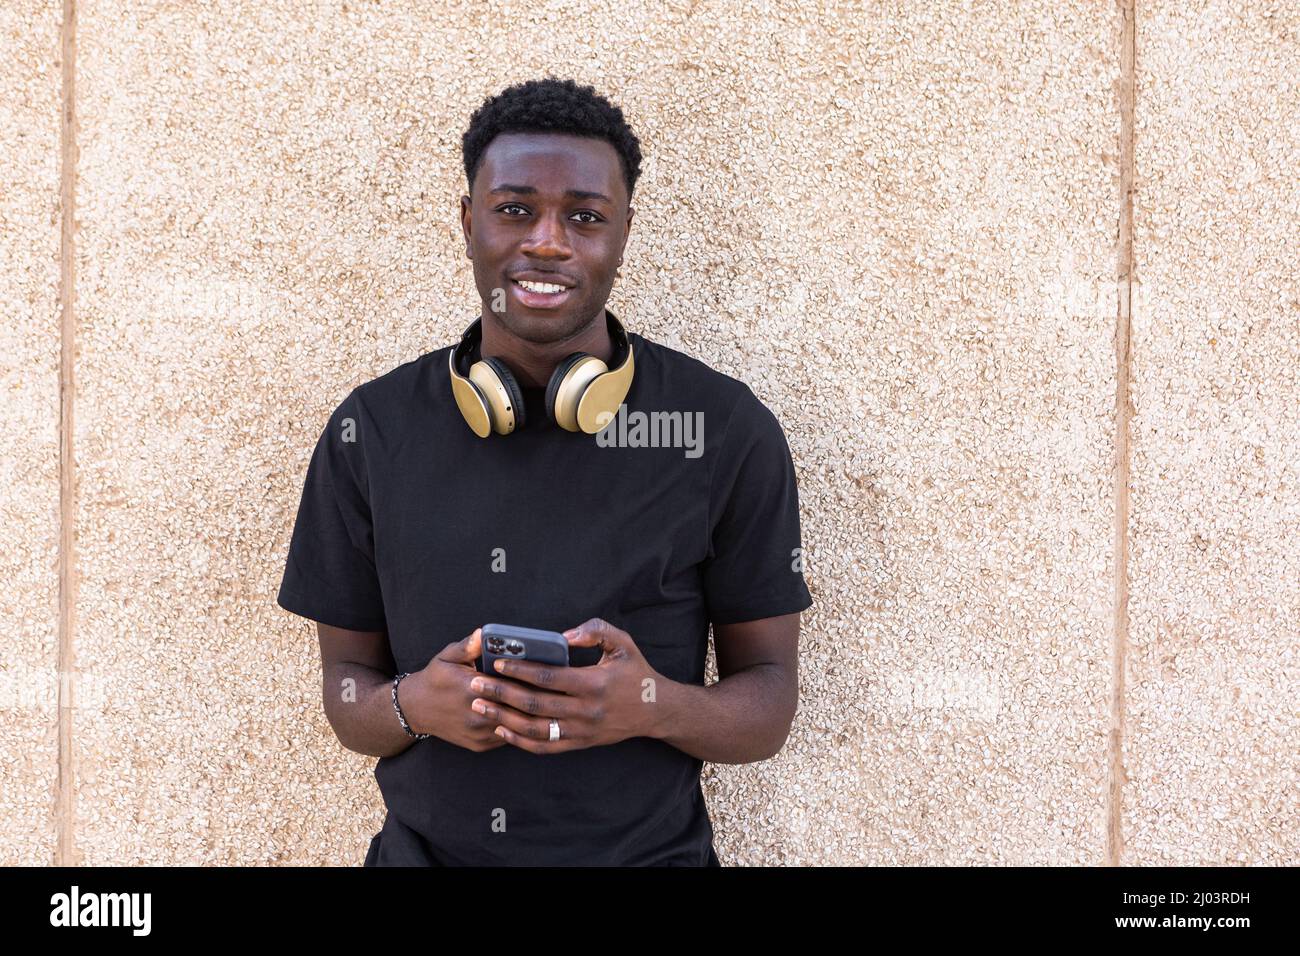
top-left (277, 77), bottom-right (813, 866)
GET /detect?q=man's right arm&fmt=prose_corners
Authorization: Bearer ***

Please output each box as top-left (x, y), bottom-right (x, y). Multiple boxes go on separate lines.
top-left (317, 622), bottom-right (427, 758)
top-left (316, 622), bottom-right (510, 757)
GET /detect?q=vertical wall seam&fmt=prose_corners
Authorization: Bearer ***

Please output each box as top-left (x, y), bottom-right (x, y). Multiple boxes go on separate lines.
top-left (56, 0), bottom-right (79, 867)
top-left (1108, 0), bottom-right (1137, 868)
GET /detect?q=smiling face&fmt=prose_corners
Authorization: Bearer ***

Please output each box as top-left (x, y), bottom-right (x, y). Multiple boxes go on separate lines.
top-left (461, 132), bottom-right (633, 348)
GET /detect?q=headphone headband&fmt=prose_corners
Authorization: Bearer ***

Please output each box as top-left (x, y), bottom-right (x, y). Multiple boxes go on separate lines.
top-left (450, 308), bottom-right (630, 379)
top-left (448, 308), bottom-right (635, 437)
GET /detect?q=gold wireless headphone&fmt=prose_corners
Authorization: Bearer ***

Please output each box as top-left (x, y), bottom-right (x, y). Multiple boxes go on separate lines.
top-left (449, 308), bottom-right (636, 437)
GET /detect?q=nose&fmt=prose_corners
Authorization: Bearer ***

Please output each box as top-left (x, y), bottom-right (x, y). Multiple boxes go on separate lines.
top-left (520, 210), bottom-right (572, 258)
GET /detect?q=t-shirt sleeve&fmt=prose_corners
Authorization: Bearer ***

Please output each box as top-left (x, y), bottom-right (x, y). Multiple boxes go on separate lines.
top-left (276, 388), bottom-right (388, 632)
top-left (701, 385), bottom-right (814, 626)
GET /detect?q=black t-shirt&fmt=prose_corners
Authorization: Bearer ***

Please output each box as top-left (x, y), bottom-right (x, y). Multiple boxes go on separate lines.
top-left (276, 325), bottom-right (813, 865)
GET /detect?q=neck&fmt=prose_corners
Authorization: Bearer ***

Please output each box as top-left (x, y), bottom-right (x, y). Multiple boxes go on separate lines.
top-left (478, 308), bottom-right (615, 389)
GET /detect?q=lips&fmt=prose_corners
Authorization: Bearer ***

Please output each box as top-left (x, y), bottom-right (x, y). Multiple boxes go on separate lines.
top-left (510, 277), bottom-right (574, 309)
top-left (509, 271), bottom-right (577, 288)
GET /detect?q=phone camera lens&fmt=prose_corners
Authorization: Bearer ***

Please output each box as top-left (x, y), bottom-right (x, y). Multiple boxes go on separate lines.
top-left (506, 641), bottom-right (524, 655)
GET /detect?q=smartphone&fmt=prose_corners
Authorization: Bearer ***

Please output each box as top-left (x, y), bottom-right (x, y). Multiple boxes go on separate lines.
top-left (478, 623), bottom-right (602, 673)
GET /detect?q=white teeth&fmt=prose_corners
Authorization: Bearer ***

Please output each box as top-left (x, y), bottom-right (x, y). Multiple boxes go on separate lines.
top-left (515, 279), bottom-right (567, 294)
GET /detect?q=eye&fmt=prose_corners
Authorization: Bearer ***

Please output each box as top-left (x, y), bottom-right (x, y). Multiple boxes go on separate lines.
top-left (495, 204), bottom-right (604, 224)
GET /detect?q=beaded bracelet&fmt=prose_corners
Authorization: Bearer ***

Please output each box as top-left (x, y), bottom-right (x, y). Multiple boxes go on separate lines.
top-left (392, 672), bottom-right (432, 740)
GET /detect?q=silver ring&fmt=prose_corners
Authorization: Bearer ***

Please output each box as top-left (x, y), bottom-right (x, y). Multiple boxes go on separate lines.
top-left (549, 718), bottom-right (561, 742)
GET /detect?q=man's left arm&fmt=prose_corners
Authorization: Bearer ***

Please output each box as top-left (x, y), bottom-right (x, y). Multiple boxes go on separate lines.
top-left (650, 612), bottom-right (801, 763)
top-left (649, 387), bottom-right (810, 763)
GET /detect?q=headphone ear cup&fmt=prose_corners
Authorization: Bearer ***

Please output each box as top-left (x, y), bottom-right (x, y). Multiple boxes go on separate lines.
top-left (545, 352), bottom-right (590, 425)
top-left (478, 355), bottom-right (526, 431)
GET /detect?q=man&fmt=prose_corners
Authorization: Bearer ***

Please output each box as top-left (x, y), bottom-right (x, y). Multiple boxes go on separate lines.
top-left (277, 77), bottom-right (813, 866)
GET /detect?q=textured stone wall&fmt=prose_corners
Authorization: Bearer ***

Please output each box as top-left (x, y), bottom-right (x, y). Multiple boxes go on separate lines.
top-left (2, 0), bottom-right (1295, 865)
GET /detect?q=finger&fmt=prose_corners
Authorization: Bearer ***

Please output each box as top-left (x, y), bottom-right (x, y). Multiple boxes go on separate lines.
top-left (489, 706), bottom-right (567, 745)
top-left (468, 696), bottom-right (542, 727)
top-left (494, 723), bottom-right (573, 754)
top-left (469, 671), bottom-right (583, 719)
top-left (436, 627), bottom-right (482, 664)
top-left (489, 655), bottom-right (598, 695)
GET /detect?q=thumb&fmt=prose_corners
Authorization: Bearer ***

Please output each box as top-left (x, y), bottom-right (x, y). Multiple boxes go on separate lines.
top-left (437, 627), bottom-right (482, 664)
top-left (563, 619), bottom-right (602, 646)
top-left (563, 618), bottom-right (626, 658)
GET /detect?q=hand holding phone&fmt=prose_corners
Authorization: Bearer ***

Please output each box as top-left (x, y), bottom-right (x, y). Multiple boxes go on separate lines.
top-left (403, 627), bottom-right (510, 752)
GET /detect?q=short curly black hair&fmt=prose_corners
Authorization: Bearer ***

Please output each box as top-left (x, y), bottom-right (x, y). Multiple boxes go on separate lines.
top-left (462, 77), bottom-right (643, 204)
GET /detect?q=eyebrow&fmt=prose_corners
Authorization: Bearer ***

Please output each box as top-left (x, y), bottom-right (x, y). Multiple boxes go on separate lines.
top-left (489, 184), bottom-right (614, 204)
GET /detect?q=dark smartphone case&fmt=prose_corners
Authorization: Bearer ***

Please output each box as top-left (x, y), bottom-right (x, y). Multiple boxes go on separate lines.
top-left (478, 623), bottom-right (603, 673)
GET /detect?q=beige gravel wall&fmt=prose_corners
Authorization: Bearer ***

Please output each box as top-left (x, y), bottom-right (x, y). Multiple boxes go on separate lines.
top-left (2, 1), bottom-right (1295, 866)
top-left (1126, 2), bottom-right (1299, 865)
top-left (1, 0), bottom-right (63, 865)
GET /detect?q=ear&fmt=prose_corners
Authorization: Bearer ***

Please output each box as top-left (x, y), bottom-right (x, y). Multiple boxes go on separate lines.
top-left (461, 194), bottom-right (473, 257)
